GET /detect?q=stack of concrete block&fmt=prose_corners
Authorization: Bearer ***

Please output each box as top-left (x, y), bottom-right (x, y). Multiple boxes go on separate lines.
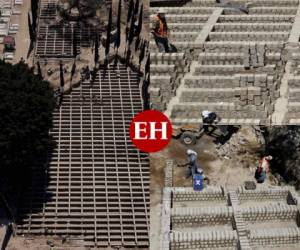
top-left (150, 7), bottom-right (215, 15)
top-left (189, 0), bottom-right (299, 7)
top-left (198, 52), bottom-right (244, 65)
top-left (214, 23), bottom-right (293, 32)
top-left (241, 203), bottom-right (298, 221)
top-left (171, 206), bottom-right (233, 226)
top-left (167, 23), bottom-right (204, 32)
top-left (161, 187), bottom-right (172, 250)
top-left (170, 230), bottom-right (238, 249)
top-left (150, 0), bottom-right (299, 124)
top-left (150, 53), bottom-right (188, 110)
top-left (150, 75), bottom-right (172, 111)
top-left (209, 32), bottom-right (289, 42)
top-left (150, 53), bottom-right (187, 74)
top-left (218, 14), bottom-right (295, 23)
top-left (172, 187), bottom-right (226, 202)
top-left (237, 186), bottom-right (290, 201)
top-left (250, 228), bottom-right (300, 246)
top-left (165, 160), bottom-right (173, 187)
top-left (170, 103), bottom-right (268, 121)
top-left (169, 32), bottom-right (199, 42)
top-left (224, 7), bottom-right (297, 15)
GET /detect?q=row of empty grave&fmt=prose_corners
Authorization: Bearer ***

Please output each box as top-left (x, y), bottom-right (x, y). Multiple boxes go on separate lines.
top-left (150, 0), bottom-right (300, 125)
top-left (16, 66), bottom-right (150, 248)
top-left (15, 0), bottom-right (150, 249)
top-left (0, 0), bottom-right (23, 59)
top-left (161, 186), bottom-right (300, 250)
top-left (36, 0), bottom-right (102, 58)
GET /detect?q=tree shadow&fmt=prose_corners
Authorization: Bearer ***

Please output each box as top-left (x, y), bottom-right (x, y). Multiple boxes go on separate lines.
top-left (264, 126), bottom-right (300, 188)
top-left (15, 136), bottom-right (56, 226)
top-left (205, 125), bottom-right (240, 145)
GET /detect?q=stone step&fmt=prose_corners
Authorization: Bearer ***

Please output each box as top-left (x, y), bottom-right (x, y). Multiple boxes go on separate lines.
top-left (288, 76), bottom-right (300, 87)
top-left (198, 52), bottom-right (244, 64)
top-left (288, 102), bottom-right (300, 113)
top-left (150, 64), bottom-right (176, 75)
top-left (197, 52), bottom-right (281, 65)
top-left (167, 23), bottom-right (204, 32)
top-left (289, 118), bottom-right (300, 124)
top-left (193, 64), bottom-right (276, 75)
top-left (250, 227), bottom-right (300, 246)
top-left (219, 15), bottom-right (295, 23)
top-left (170, 230), bottom-right (238, 248)
top-left (204, 41), bottom-right (284, 53)
top-left (223, 7), bottom-right (297, 15)
top-left (208, 31), bottom-right (289, 42)
top-left (169, 31), bottom-right (199, 42)
top-left (150, 52), bottom-right (186, 64)
top-left (288, 88), bottom-right (300, 101)
top-left (151, 75), bottom-right (172, 88)
top-left (184, 75), bottom-right (237, 88)
top-left (179, 87), bottom-right (261, 103)
top-left (185, 73), bottom-right (275, 90)
top-left (214, 23), bottom-right (293, 32)
top-left (150, 7), bottom-right (215, 15)
top-left (170, 102), bottom-right (268, 120)
top-left (150, 14), bottom-right (209, 23)
top-left (188, 0), bottom-right (299, 7)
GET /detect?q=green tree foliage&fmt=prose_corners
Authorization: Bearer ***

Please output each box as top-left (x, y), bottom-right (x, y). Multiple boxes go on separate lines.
top-left (0, 60), bottom-right (55, 178)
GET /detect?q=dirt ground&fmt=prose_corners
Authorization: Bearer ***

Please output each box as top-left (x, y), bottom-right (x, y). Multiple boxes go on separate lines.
top-left (12, 1), bottom-right (32, 65)
top-left (150, 126), bottom-right (274, 191)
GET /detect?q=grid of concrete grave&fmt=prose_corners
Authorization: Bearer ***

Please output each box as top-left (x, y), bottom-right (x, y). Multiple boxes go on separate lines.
top-left (36, 0), bottom-right (103, 58)
top-left (160, 185), bottom-right (300, 250)
top-left (16, 66), bottom-right (150, 248)
top-left (150, 0), bottom-right (300, 125)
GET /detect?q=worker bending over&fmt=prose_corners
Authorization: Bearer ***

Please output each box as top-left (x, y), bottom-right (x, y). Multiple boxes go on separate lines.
top-left (180, 149), bottom-right (204, 178)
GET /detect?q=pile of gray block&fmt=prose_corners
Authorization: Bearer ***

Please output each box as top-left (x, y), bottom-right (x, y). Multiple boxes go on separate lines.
top-left (171, 206), bottom-right (233, 225)
top-left (150, 0), bottom-right (300, 124)
top-left (170, 230), bottom-right (238, 249)
top-left (172, 187), bottom-right (226, 201)
top-left (150, 53), bottom-right (188, 110)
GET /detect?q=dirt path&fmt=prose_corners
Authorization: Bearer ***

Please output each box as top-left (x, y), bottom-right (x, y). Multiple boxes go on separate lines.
top-left (12, 1), bottom-right (32, 65)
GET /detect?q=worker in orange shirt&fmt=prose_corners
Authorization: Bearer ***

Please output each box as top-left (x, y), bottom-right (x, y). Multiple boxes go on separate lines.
top-left (151, 8), bottom-right (170, 53)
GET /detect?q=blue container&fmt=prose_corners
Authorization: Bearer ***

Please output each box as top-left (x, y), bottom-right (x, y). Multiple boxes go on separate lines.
top-left (193, 174), bottom-right (204, 191)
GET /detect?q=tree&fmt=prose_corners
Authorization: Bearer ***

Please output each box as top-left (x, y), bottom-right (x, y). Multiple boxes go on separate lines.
top-left (59, 61), bottom-right (65, 88)
top-left (0, 60), bottom-right (55, 194)
top-left (37, 61), bottom-right (42, 78)
top-left (114, 0), bottom-right (121, 51)
top-left (94, 31), bottom-right (99, 64)
top-left (31, 0), bottom-right (39, 33)
top-left (136, 4), bottom-right (143, 38)
top-left (73, 27), bottom-right (78, 58)
top-left (27, 12), bottom-right (35, 42)
top-left (105, 7), bottom-right (112, 60)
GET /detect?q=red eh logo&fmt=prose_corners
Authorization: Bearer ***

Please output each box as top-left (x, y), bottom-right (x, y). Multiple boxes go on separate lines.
top-left (129, 110), bottom-right (172, 153)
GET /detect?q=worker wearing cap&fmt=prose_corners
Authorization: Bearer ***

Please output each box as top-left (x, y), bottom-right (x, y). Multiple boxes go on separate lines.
top-left (183, 149), bottom-right (204, 178)
top-left (152, 8), bottom-right (170, 52)
top-left (255, 155), bottom-right (272, 183)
